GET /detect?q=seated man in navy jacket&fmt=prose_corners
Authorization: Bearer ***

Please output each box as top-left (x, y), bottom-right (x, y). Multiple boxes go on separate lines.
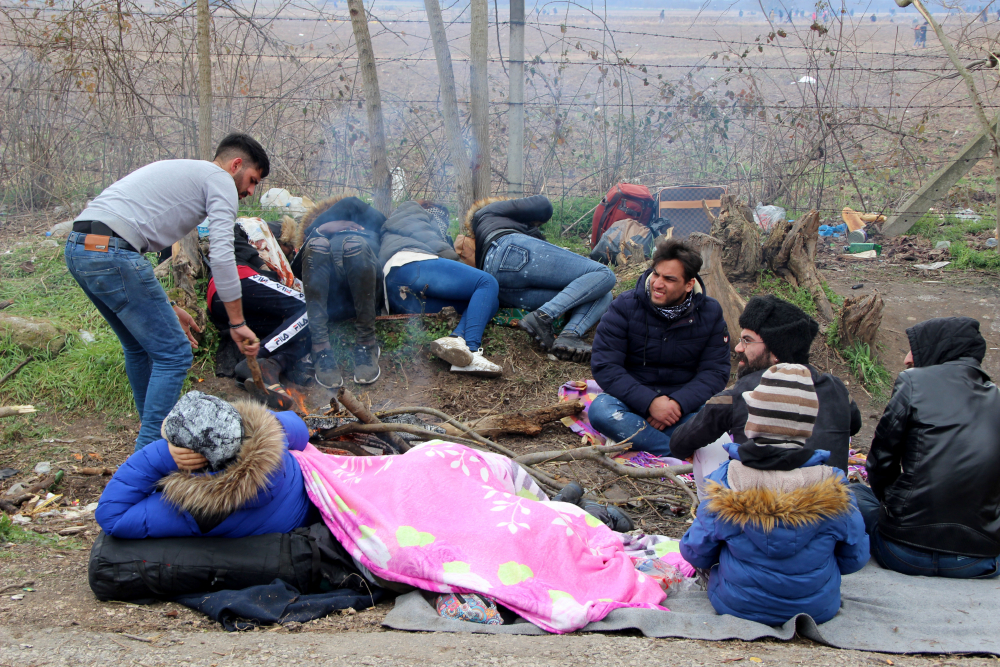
top-left (589, 238), bottom-right (731, 456)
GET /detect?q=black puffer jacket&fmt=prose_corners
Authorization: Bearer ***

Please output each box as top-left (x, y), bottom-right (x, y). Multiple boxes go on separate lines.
top-left (290, 196), bottom-right (386, 278)
top-left (669, 366), bottom-right (862, 473)
top-left (466, 196), bottom-right (553, 268)
top-left (378, 201), bottom-right (457, 267)
top-left (866, 316), bottom-right (1000, 557)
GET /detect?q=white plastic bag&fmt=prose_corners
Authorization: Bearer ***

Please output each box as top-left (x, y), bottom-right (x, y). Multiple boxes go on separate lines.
top-left (753, 203), bottom-right (787, 232)
top-left (259, 188), bottom-right (313, 217)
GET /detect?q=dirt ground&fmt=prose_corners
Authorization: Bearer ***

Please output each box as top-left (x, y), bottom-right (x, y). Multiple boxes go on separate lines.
top-left (3, 250), bottom-right (1000, 662)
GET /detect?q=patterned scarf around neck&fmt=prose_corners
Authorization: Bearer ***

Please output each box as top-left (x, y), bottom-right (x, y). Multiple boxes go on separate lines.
top-left (646, 279), bottom-right (693, 322)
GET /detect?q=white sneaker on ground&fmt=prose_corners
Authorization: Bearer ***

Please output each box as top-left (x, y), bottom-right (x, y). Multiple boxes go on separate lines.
top-left (429, 336), bottom-right (474, 367)
top-left (450, 348), bottom-right (502, 378)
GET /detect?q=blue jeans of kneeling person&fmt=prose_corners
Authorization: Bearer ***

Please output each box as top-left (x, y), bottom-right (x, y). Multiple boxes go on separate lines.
top-left (65, 233), bottom-right (193, 451)
top-left (852, 483), bottom-right (1000, 579)
top-left (482, 234), bottom-right (615, 337)
top-left (588, 393), bottom-right (696, 457)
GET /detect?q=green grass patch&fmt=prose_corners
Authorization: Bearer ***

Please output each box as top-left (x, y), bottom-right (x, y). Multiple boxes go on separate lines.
top-left (842, 340), bottom-right (894, 400)
top-left (0, 513), bottom-right (81, 551)
top-left (543, 196), bottom-right (601, 255)
top-left (755, 271), bottom-right (818, 317)
top-left (910, 212), bottom-right (996, 244)
top-left (950, 241), bottom-right (1000, 271)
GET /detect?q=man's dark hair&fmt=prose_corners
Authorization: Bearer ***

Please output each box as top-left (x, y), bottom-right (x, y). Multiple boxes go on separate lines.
top-left (650, 237), bottom-right (702, 282)
top-left (214, 133), bottom-right (270, 178)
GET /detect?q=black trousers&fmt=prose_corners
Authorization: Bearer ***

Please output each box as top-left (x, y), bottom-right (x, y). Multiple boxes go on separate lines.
top-left (210, 275), bottom-right (310, 370)
top-left (300, 233), bottom-right (381, 346)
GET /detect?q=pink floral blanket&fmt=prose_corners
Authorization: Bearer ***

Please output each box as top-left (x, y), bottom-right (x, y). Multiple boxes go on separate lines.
top-left (292, 441), bottom-right (666, 632)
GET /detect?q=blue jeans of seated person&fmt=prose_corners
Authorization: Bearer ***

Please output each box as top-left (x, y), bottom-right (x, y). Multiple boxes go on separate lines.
top-left (588, 393), bottom-right (697, 457)
top-left (385, 259), bottom-right (499, 351)
top-left (852, 483), bottom-right (1000, 579)
top-left (65, 233), bottom-right (193, 451)
top-left (482, 234), bottom-right (615, 336)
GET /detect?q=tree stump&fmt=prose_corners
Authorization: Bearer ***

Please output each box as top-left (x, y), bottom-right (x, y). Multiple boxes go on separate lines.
top-left (687, 233), bottom-right (745, 352)
top-left (761, 210), bottom-right (835, 322)
top-left (709, 194), bottom-right (762, 282)
top-left (839, 290), bottom-right (884, 349)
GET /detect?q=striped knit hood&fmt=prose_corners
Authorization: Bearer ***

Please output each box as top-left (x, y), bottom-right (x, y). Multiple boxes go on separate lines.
top-left (737, 364), bottom-right (822, 471)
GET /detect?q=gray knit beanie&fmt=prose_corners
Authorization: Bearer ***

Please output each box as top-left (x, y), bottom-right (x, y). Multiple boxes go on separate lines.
top-left (161, 391), bottom-right (244, 471)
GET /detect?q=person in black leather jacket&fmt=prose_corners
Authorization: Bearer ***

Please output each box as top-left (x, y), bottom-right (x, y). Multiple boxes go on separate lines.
top-left (853, 316), bottom-right (1000, 579)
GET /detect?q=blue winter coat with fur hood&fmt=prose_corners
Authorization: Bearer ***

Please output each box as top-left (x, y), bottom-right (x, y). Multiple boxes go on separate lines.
top-left (680, 448), bottom-right (869, 626)
top-left (96, 401), bottom-right (315, 539)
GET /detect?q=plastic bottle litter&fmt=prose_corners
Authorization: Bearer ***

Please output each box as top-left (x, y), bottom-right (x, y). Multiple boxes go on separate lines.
top-left (847, 242), bottom-right (882, 255)
top-left (260, 188), bottom-right (314, 217)
top-left (847, 229), bottom-right (868, 244)
top-left (197, 222), bottom-right (210, 239)
top-left (987, 238), bottom-right (998, 248)
top-left (45, 220), bottom-right (74, 238)
top-left (33, 461), bottom-right (51, 475)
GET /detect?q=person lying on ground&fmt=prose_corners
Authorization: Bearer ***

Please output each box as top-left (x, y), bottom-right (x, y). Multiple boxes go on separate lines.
top-left (96, 391), bottom-right (316, 539)
top-left (853, 317), bottom-right (1000, 579)
top-left (669, 295), bottom-right (861, 473)
top-left (679, 364), bottom-right (869, 626)
top-left (292, 195), bottom-right (386, 387)
top-left (379, 200), bottom-right (503, 377)
top-left (66, 133), bottom-right (269, 450)
top-left (588, 238), bottom-right (730, 457)
top-left (466, 195), bottom-right (616, 362)
top-left (207, 217), bottom-right (313, 387)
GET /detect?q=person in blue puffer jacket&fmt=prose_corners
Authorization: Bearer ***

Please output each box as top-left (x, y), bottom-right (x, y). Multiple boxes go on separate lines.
top-left (96, 391), bottom-right (316, 539)
top-left (680, 364), bottom-right (869, 626)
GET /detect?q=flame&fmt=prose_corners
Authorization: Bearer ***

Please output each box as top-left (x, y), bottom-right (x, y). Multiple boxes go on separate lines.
top-left (285, 386), bottom-right (310, 416)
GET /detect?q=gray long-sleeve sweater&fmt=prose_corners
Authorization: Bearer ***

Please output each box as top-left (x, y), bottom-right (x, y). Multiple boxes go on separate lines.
top-left (75, 159), bottom-right (242, 302)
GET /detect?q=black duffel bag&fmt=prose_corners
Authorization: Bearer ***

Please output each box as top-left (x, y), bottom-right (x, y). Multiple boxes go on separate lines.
top-left (88, 522), bottom-right (369, 603)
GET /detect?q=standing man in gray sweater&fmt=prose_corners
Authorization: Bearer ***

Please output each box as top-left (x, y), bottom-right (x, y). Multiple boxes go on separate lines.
top-left (66, 133), bottom-right (270, 451)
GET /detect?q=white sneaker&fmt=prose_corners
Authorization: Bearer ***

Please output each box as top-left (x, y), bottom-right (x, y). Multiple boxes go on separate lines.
top-left (429, 336), bottom-right (474, 367)
top-left (450, 348), bottom-right (502, 378)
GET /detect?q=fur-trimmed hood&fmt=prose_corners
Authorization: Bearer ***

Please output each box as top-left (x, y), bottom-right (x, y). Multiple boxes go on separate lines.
top-left (300, 193), bottom-right (354, 231)
top-left (159, 400), bottom-right (285, 521)
top-left (706, 475), bottom-right (852, 541)
top-left (463, 196), bottom-right (508, 234)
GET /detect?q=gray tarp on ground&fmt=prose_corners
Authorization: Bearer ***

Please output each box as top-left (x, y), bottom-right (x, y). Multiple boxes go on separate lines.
top-left (383, 562), bottom-right (1000, 654)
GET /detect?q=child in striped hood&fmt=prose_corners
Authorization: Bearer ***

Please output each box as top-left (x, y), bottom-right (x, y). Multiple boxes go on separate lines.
top-left (679, 364), bottom-right (869, 626)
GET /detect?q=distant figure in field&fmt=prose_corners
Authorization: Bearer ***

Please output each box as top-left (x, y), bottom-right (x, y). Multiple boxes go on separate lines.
top-left (659, 9), bottom-right (664, 23)
top-left (914, 22), bottom-right (927, 48)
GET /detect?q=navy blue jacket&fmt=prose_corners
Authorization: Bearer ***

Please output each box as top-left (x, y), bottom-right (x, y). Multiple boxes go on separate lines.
top-left (590, 270), bottom-right (731, 417)
top-left (96, 403), bottom-right (314, 539)
top-left (680, 447), bottom-right (869, 626)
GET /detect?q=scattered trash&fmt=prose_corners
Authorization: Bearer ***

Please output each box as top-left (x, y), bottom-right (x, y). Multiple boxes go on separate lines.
top-left (0, 468), bottom-right (18, 480)
top-left (914, 261), bottom-right (951, 270)
top-left (197, 222), bottom-right (210, 239)
top-left (851, 284), bottom-right (865, 289)
top-left (846, 243), bottom-right (882, 255)
top-left (39, 239), bottom-right (58, 248)
top-left (33, 461), bottom-right (51, 475)
top-left (259, 188), bottom-right (315, 218)
top-left (85, 501), bottom-right (99, 512)
top-left (952, 208), bottom-right (981, 222)
top-left (819, 223), bottom-right (847, 237)
top-left (5, 483), bottom-right (24, 496)
top-left (753, 203), bottom-right (786, 232)
top-left (844, 250), bottom-right (878, 259)
top-left (934, 241), bottom-right (951, 250)
top-left (10, 594), bottom-right (24, 601)
top-left (795, 75), bottom-right (817, 84)
top-left (987, 238), bottom-right (998, 248)
top-left (11, 514), bottom-right (30, 524)
top-left (45, 220), bottom-right (74, 238)
top-left (78, 330), bottom-right (96, 344)
top-left (847, 229), bottom-right (868, 244)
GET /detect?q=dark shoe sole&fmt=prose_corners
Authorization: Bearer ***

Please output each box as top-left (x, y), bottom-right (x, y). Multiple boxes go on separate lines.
top-left (517, 312), bottom-right (555, 350)
top-left (353, 346), bottom-right (381, 385)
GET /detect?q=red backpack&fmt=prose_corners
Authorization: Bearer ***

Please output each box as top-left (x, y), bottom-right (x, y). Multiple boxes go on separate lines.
top-left (590, 183), bottom-right (656, 248)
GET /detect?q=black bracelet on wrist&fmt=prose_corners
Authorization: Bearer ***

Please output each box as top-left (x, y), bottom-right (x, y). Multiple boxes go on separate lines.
top-left (229, 320), bottom-right (246, 330)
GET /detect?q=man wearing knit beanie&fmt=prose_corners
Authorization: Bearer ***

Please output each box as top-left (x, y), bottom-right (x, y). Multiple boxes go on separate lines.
top-left (679, 363), bottom-right (869, 626)
top-left (670, 295), bottom-right (862, 473)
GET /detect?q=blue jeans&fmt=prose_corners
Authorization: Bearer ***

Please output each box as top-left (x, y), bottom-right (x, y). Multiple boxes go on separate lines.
top-left (587, 393), bottom-right (696, 457)
top-left (385, 259), bottom-right (499, 350)
top-left (482, 234), bottom-right (615, 336)
top-left (852, 483), bottom-right (1000, 579)
top-left (65, 233), bottom-right (193, 450)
